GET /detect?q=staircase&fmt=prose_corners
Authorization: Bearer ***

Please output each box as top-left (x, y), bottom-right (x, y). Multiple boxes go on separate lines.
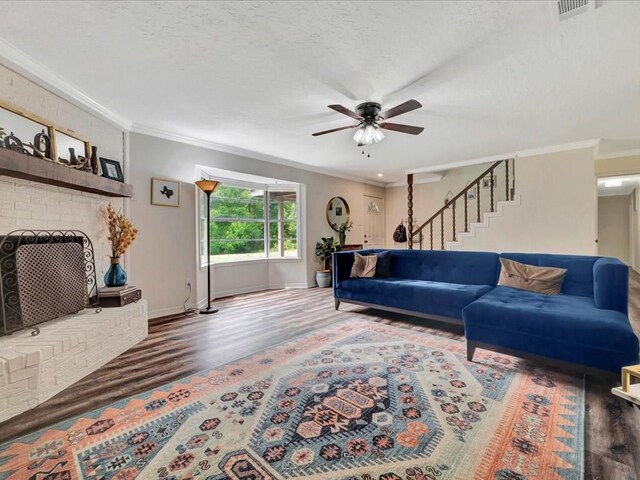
top-left (408, 159), bottom-right (517, 250)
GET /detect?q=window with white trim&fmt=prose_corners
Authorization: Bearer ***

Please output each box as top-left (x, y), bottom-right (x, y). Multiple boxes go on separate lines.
top-left (199, 178), bottom-right (299, 265)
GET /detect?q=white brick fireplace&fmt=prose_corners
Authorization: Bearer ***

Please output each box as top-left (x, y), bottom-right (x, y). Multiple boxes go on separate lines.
top-left (0, 65), bottom-right (147, 423)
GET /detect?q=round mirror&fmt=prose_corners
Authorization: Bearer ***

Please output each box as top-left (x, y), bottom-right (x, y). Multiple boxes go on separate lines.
top-left (326, 196), bottom-right (350, 231)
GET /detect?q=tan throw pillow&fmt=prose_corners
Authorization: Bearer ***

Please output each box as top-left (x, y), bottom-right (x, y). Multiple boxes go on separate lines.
top-left (350, 252), bottom-right (378, 278)
top-left (498, 258), bottom-right (567, 295)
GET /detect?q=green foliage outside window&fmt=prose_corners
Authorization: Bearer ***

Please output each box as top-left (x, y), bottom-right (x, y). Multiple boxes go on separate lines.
top-left (205, 184), bottom-right (297, 258)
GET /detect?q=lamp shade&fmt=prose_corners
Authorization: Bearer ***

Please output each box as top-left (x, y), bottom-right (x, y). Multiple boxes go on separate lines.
top-left (195, 180), bottom-right (220, 193)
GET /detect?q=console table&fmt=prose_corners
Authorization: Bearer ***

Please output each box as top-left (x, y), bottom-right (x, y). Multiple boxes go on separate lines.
top-left (339, 244), bottom-right (363, 251)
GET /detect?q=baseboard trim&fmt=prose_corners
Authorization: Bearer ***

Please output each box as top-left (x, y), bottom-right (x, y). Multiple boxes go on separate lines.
top-left (149, 284), bottom-right (314, 319)
top-left (148, 303), bottom-right (201, 319)
top-left (269, 282), bottom-right (314, 289)
top-left (212, 284), bottom-right (271, 299)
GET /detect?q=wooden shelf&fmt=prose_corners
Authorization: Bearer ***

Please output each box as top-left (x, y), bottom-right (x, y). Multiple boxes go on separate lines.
top-left (0, 148), bottom-right (132, 198)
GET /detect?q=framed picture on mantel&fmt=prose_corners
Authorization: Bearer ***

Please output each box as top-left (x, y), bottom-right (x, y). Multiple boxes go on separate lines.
top-left (151, 177), bottom-right (180, 207)
top-left (100, 157), bottom-right (124, 182)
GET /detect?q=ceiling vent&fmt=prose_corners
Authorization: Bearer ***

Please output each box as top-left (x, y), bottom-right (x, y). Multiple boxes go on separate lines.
top-left (552, 0), bottom-right (595, 21)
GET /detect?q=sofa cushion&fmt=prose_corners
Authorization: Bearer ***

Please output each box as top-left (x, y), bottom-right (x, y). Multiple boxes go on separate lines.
top-left (350, 252), bottom-right (377, 278)
top-left (463, 286), bottom-right (639, 371)
top-left (383, 250), bottom-right (500, 286)
top-left (375, 251), bottom-right (392, 278)
top-left (498, 258), bottom-right (567, 295)
top-left (500, 253), bottom-right (598, 297)
top-left (337, 278), bottom-right (492, 319)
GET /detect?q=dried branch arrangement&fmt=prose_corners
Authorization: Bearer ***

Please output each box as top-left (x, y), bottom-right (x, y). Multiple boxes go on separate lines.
top-left (105, 203), bottom-right (138, 258)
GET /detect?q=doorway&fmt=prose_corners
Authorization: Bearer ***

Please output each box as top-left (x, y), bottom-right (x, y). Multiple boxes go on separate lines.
top-left (597, 174), bottom-right (640, 268)
top-left (363, 195), bottom-right (385, 248)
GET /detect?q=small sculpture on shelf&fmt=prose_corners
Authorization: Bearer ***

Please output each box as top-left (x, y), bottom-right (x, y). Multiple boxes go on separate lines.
top-left (4, 132), bottom-right (30, 155)
top-left (74, 156), bottom-right (93, 172)
top-left (28, 129), bottom-right (51, 159)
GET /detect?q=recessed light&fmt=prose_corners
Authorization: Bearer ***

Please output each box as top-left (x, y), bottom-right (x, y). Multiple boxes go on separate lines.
top-left (604, 179), bottom-right (623, 188)
top-left (377, 173), bottom-right (384, 177)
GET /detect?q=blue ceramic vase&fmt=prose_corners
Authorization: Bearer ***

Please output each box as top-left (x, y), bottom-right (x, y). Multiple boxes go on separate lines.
top-left (104, 257), bottom-right (127, 287)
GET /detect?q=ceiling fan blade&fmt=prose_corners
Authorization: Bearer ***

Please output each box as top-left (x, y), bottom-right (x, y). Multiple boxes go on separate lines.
top-left (379, 99), bottom-right (422, 120)
top-left (379, 122), bottom-right (424, 135)
top-left (328, 104), bottom-right (363, 120)
top-left (312, 124), bottom-right (360, 136)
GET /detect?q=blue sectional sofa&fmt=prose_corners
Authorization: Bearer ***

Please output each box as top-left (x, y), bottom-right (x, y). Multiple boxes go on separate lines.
top-left (333, 249), bottom-right (639, 374)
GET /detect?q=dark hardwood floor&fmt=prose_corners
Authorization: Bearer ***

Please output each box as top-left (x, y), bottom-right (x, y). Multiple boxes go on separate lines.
top-left (1, 271), bottom-right (639, 479)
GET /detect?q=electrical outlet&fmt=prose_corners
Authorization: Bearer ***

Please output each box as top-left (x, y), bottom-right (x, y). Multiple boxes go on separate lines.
top-left (185, 280), bottom-right (191, 288)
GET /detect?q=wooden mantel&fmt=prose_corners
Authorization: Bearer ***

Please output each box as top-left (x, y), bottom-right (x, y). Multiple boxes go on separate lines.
top-left (0, 147), bottom-right (132, 198)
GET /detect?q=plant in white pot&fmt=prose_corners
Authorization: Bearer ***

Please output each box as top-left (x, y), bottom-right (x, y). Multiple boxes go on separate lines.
top-left (314, 236), bottom-right (339, 288)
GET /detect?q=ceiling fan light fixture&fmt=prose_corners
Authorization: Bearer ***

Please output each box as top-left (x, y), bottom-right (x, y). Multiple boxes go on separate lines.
top-left (353, 124), bottom-right (384, 145)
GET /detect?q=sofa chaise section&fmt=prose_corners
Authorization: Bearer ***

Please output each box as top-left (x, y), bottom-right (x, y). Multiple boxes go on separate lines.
top-left (463, 254), bottom-right (638, 373)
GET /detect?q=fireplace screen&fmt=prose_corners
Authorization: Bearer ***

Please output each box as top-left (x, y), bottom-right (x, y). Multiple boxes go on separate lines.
top-left (0, 230), bottom-right (99, 336)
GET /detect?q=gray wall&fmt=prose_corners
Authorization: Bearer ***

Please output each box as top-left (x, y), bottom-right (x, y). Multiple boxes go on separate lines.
top-left (128, 133), bottom-right (385, 317)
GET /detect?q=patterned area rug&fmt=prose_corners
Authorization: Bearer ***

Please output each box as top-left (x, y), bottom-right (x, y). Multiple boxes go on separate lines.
top-left (0, 319), bottom-right (584, 480)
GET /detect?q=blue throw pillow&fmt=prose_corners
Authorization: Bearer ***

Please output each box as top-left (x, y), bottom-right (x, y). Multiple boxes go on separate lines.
top-left (375, 251), bottom-right (391, 278)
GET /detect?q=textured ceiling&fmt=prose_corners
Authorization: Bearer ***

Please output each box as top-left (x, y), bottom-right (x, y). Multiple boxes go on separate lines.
top-left (0, 1), bottom-right (638, 183)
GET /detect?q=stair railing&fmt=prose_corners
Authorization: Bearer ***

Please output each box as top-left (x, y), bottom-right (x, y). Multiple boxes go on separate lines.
top-left (409, 158), bottom-right (515, 250)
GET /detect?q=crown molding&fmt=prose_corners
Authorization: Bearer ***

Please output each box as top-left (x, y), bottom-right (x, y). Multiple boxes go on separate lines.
top-left (406, 139), bottom-right (600, 174)
top-left (596, 148), bottom-right (640, 160)
top-left (0, 37), bottom-right (132, 130)
top-left (130, 123), bottom-right (385, 188)
top-left (515, 139), bottom-right (599, 158)
top-left (406, 153), bottom-right (511, 175)
top-left (386, 174), bottom-right (444, 188)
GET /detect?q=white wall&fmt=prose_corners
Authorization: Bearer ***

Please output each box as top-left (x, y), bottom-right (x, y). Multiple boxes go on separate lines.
top-left (452, 147), bottom-right (597, 254)
top-left (0, 65), bottom-right (125, 278)
top-left (385, 162), bottom-right (508, 249)
top-left (598, 194), bottom-right (631, 263)
top-left (128, 133), bottom-right (385, 318)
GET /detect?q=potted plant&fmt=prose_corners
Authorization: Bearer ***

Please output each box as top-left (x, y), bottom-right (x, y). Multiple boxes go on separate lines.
top-left (314, 236), bottom-right (339, 288)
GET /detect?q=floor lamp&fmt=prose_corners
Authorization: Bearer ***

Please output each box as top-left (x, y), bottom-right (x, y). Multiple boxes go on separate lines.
top-left (196, 179), bottom-right (220, 314)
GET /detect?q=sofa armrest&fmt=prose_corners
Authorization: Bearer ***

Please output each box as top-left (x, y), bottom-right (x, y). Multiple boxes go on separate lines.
top-left (593, 257), bottom-right (629, 314)
top-left (333, 251), bottom-right (355, 294)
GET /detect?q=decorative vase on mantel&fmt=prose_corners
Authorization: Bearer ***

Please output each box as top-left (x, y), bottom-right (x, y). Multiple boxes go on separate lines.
top-left (68, 147), bottom-right (78, 166)
top-left (90, 145), bottom-right (99, 175)
top-left (339, 230), bottom-right (346, 246)
top-left (104, 256), bottom-right (127, 287)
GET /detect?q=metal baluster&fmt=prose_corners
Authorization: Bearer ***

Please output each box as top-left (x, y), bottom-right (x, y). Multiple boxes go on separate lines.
top-left (419, 232), bottom-right (423, 250)
top-left (452, 201), bottom-right (456, 242)
top-left (440, 212), bottom-right (444, 250)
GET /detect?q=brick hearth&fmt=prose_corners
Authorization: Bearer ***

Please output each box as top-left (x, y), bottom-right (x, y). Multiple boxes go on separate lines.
top-left (0, 301), bottom-right (148, 423)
